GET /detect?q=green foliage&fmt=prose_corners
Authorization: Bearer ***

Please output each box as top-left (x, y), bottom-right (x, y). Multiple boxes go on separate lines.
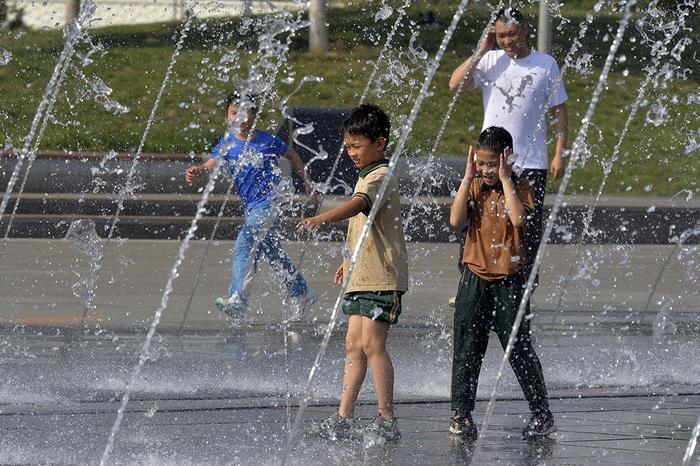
top-left (0, 2), bottom-right (697, 197)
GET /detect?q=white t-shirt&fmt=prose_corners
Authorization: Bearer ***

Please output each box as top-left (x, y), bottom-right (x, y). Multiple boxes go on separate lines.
top-left (473, 49), bottom-right (567, 170)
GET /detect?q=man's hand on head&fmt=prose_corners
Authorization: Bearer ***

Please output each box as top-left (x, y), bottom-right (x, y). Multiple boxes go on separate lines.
top-left (478, 24), bottom-right (496, 55)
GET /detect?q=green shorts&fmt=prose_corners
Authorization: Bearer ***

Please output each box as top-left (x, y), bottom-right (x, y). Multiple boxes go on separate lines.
top-left (342, 290), bottom-right (404, 325)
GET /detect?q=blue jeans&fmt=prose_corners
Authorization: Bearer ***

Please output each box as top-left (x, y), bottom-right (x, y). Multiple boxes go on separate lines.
top-left (229, 203), bottom-right (307, 301)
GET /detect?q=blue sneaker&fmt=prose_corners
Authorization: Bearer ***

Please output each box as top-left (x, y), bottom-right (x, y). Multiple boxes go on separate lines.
top-left (214, 293), bottom-right (246, 324)
top-left (288, 288), bottom-right (317, 322)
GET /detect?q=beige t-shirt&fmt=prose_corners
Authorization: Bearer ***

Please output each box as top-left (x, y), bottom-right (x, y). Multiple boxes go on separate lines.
top-left (343, 161), bottom-right (409, 292)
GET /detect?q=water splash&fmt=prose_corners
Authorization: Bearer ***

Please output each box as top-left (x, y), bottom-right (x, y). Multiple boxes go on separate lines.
top-left (107, 7), bottom-right (195, 239)
top-left (682, 415), bottom-right (700, 465)
top-left (0, 13), bottom-right (132, 263)
top-left (279, 75), bottom-right (326, 176)
top-left (406, 29), bottom-right (428, 63)
top-left (99, 8), bottom-right (312, 463)
top-left (0, 48), bottom-right (11, 65)
top-left (97, 150), bottom-right (224, 464)
top-left (573, 53), bottom-right (593, 76)
top-left (516, 0), bottom-right (601, 170)
top-left (0, 0), bottom-right (135, 243)
top-left (402, 13), bottom-right (500, 240)
top-left (65, 219), bottom-right (103, 324)
top-left (374, 5), bottom-right (393, 22)
top-left (652, 299), bottom-right (677, 342)
top-left (311, 0), bottom-right (412, 200)
top-left (554, 0), bottom-right (694, 314)
top-left (373, 52), bottom-right (412, 100)
top-left (70, 65), bottom-right (130, 115)
top-left (0, 0), bottom-right (97, 228)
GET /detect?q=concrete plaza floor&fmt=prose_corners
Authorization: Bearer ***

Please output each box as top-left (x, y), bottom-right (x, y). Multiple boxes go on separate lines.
top-left (1, 239), bottom-right (698, 331)
top-left (0, 329), bottom-right (698, 465)
top-left (0, 239), bottom-right (699, 464)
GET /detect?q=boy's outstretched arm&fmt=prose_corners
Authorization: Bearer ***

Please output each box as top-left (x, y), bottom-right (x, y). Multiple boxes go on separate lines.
top-left (297, 197), bottom-right (368, 232)
top-left (284, 147), bottom-right (314, 196)
top-left (449, 145), bottom-right (476, 230)
top-left (185, 157), bottom-right (217, 183)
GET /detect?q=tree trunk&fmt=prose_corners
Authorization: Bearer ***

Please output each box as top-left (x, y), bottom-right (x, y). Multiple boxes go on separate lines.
top-left (309, 0), bottom-right (328, 52)
top-left (65, 0), bottom-right (80, 24)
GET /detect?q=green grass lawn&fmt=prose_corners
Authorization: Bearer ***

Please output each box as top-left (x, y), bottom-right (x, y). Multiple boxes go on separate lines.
top-left (0, 1), bottom-right (697, 196)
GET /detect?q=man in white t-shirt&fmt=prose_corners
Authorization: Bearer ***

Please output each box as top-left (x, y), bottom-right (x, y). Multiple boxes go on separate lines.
top-left (448, 7), bottom-right (569, 280)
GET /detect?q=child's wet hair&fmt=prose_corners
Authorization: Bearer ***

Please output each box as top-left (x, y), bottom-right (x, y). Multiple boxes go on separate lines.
top-left (494, 7), bottom-right (525, 25)
top-left (342, 103), bottom-right (391, 145)
top-left (225, 90), bottom-right (258, 111)
top-left (477, 126), bottom-right (513, 155)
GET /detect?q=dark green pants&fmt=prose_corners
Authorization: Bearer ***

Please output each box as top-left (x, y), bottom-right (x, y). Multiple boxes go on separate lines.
top-left (451, 268), bottom-right (550, 416)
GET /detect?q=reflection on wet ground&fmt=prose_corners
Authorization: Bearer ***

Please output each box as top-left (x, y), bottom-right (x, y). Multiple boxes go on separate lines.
top-left (1, 323), bottom-right (699, 464)
top-left (2, 321), bottom-right (699, 403)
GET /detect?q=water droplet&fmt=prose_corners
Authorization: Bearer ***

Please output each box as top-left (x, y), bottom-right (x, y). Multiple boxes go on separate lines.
top-left (0, 49), bottom-right (12, 66)
top-left (374, 6), bottom-right (393, 22)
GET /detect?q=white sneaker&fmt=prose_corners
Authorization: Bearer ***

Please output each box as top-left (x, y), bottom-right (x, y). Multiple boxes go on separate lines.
top-left (288, 288), bottom-right (317, 322)
top-left (214, 293), bottom-right (246, 324)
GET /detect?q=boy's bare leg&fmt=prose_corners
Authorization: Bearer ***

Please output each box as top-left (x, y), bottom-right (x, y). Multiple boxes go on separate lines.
top-left (361, 318), bottom-right (395, 421)
top-left (339, 315), bottom-right (367, 418)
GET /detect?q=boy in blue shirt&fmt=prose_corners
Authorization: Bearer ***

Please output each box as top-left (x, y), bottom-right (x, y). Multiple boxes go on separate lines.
top-left (185, 91), bottom-right (317, 323)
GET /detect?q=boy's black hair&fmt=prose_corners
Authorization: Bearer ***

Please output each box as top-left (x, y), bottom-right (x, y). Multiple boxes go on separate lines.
top-left (342, 103), bottom-right (391, 145)
top-left (225, 90), bottom-right (258, 111)
top-left (494, 7), bottom-right (526, 25)
top-left (477, 126), bottom-right (513, 154)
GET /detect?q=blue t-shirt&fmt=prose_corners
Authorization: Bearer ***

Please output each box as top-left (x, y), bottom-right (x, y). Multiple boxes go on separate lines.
top-left (211, 130), bottom-right (288, 210)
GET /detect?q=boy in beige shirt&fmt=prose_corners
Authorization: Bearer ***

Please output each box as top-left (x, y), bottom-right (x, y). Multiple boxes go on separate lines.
top-left (299, 103), bottom-right (408, 441)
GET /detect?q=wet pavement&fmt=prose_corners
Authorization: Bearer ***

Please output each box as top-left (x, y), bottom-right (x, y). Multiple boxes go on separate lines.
top-left (1, 328), bottom-right (699, 465)
top-left (0, 239), bottom-right (699, 464)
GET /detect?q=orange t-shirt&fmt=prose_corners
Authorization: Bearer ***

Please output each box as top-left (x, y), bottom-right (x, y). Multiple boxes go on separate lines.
top-left (462, 177), bottom-right (535, 280)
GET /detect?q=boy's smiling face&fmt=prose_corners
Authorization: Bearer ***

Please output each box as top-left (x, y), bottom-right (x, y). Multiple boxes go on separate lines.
top-left (226, 103), bottom-right (256, 135)
top-left (344, 132), bottom-right (386, 169)
top-left (475, 148), bottom-right (501, 186)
